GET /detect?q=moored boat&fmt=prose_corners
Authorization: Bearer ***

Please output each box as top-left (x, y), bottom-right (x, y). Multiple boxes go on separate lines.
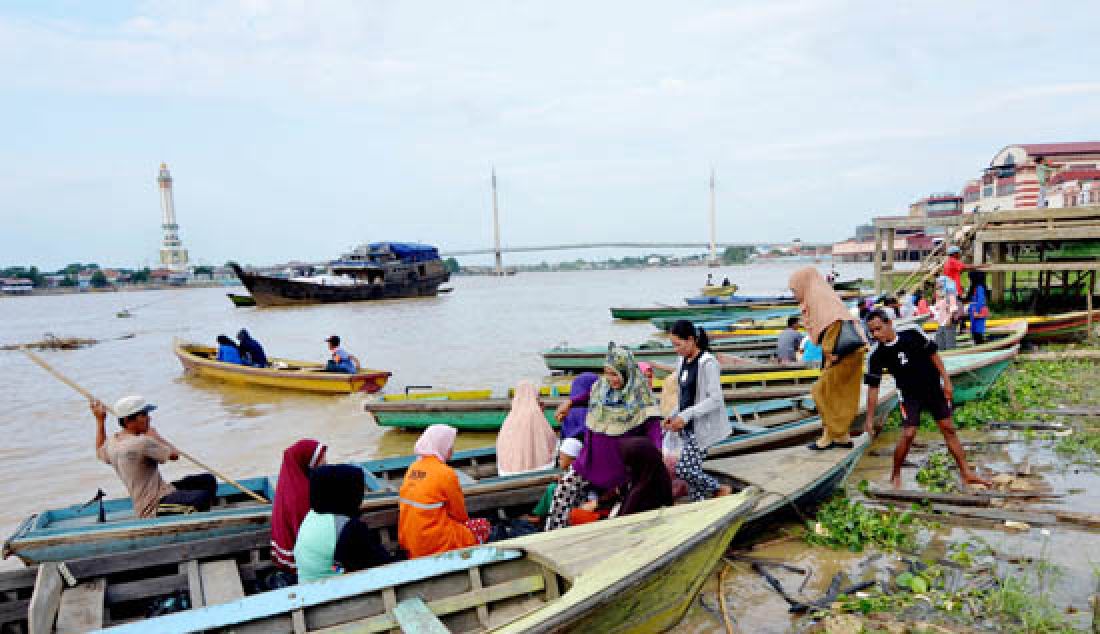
top-left (610, 302), bottom-right (801, 321)
top-left (685, 293), bottom-right (794, 306)
top-left (174, 341), bottom-right (391, 394)
top-left (700, 283), bottom-right (739, 296)
top-left (226, 292), bottom-right (256, 307)
top-left (230, 242), bottom-right (450, 307)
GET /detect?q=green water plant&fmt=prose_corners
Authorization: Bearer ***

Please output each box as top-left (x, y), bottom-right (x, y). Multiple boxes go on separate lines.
top-left (804, 494), bottom-right (922, 553)
top-left (915, 451), bottom-right (957, 493)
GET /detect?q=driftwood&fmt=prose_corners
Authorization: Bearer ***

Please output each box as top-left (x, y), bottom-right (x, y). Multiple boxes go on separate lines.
top-left (988, 421), bottom-right (1069, 431)
top-left (1026, 406), bottom-right (1100, 417)
top-left (1, 336), bottom-right (99, 351)
top-left (1055, 510), bottom-right (1100, 529)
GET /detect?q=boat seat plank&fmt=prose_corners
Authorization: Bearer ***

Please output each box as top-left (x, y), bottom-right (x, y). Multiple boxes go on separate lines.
top-left (454, 470), bottom-right (476, 486)
top-left (393, 597), bottom-right (448, 633)
top-left (730, 421), bottom-right (767, 433)
top-left (55, 578), bottom-right (105, 633)
top-left (28, 562), bottom-right (62, 634)
top-left (319, 575), bottom-right (545, 634)
top-left (199, 560), bottom-right (245, 606)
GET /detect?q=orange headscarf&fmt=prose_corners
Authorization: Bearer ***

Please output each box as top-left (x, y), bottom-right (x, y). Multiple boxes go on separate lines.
top-left (496, 381), bottom-right (558, 475)
top-left (789, 266), bottom-right (859, 344)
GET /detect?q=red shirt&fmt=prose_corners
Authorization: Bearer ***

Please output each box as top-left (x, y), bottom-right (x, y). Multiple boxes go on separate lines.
top-left (943, 258), bottom-right (965, 294)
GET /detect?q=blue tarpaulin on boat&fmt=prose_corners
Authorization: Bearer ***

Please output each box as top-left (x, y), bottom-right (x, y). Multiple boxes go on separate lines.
top-left (369, 242), bottom-right (440, 263)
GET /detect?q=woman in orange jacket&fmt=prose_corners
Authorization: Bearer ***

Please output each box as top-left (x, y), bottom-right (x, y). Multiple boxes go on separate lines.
top-left (398, 424), bottom-right (491, 558)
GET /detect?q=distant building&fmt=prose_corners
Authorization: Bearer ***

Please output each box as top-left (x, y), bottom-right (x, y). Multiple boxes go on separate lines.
top-left (971, 142), bottom-right (1100, 211)
top-left (1, 278), bottom-right (33, 295)
top-left (909, 193), bottom-right (963, 217)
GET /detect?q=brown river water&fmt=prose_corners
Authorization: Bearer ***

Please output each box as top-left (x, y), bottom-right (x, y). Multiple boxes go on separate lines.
top-left (0, 262), bottom-right (868, 571)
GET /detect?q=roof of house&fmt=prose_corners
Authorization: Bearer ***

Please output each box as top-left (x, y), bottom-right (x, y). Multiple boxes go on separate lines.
top-left (1051, 169), bottom-right (1100, 185)
top-left (1018, 142), bottom-right (1100, 156)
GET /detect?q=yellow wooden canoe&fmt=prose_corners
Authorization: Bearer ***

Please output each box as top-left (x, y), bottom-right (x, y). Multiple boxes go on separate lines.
top-left (174, 341), bottom-right (391, 394)
top-left (700, 284), bottom-right (739, 296)
top-left (381, 389), bottom-right (493, 402)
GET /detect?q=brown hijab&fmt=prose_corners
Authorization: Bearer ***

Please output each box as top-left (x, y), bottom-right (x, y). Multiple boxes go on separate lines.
top-left (789, 267), bottom-right (858, 344)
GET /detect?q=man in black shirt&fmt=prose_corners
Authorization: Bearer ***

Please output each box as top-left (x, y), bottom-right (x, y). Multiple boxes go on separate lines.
top-left (863, 309), bottom-right (990, 489)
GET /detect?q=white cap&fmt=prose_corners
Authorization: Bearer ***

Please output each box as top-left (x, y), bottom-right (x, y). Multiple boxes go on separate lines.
top-left (559, 438), bottom-right (583, 458)
top-left (114, 395), bottom-right (157, 419)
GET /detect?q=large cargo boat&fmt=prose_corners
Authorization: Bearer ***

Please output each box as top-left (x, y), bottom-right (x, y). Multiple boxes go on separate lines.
top-left (230, 242), bottom-right (450, 306)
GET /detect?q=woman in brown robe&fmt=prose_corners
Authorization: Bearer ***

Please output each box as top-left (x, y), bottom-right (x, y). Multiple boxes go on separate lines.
top-left (789, 267), bottom-right (867, 450)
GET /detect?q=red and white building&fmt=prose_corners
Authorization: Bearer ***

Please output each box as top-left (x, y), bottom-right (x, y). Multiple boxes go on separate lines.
top-left (972, 142), bottom-right (1100, 211)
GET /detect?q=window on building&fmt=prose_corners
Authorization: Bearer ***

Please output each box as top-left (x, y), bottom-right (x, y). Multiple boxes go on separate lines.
top-left (982, 186), bottom-right (993, 197)
top-left (1002, 153), bottom-right (1016, 166)
top-left (996, 183), bottom-right (1016, 196)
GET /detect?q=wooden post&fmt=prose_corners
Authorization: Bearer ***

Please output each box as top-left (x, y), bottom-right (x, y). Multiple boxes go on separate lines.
top-left (1089, 271), bottom-right (1095, 343)
top-left (885, 228), bottom-right (896, 294)
top-left (873, 226), bottom-right (883, 294)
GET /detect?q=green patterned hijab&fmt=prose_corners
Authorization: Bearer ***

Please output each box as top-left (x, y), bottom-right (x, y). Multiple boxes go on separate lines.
top-left (586, 343), bottom-right (659, 436)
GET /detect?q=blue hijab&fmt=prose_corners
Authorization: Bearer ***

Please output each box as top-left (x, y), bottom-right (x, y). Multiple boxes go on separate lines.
top-left (238, 329), bottom-right (268, 367)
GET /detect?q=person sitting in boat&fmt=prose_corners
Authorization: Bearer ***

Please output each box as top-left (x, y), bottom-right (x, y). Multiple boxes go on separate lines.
top-left (398, 424), bottom-right (492, 558)
top-left (776, 316), bottom-right (805, 364)
top-left (554, 372), bottom-right (599, 441)
top-left (294, 464), bottom-right (391, 583)
top-left (323, 335), bottom-right (358, 373)
top-left (91, 396), bottom-right (217, 519)
top-left (617, 436), bottom-right (673, 516)
top-left (721, 277), bottom-right (732, 287)
top-left (523, 437), bottom-right (583, 527)
top-left (237, 329), bottom-right (269, 368)
top-left (497, 381), bottom-right (558, 476)
top-left (270, 439), bottom-right (327, 582)
top-left (216, 335), bottom-right (244, 364)
top-left (543, 344), bottom-right (663, 531)
top-left (664, 320), bottom-right (733, 501)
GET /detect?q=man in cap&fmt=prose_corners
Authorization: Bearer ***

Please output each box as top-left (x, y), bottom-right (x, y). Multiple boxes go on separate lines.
top-left (323, 335), bottom-right (358, 373)
top-left (91, 396), bottom-right (217, 518)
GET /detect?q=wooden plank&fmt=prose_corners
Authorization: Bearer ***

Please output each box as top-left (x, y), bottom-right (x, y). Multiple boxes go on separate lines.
top-left (28, 562), bottom-right (61, 634)
top-left (199, 560), bottom-right (245, 606)
top-left (926, 503), bottom-right (1057, 526)
top-left (393, 597), bottom-right (449, 634)
top-left (988, 421), bottom-right (1068, 431)
top-left (1055, 510), bottom-right (1100, 529)
top-left (468, 568), bottom-right (490, 627)
top-left (865, 487), bottom-right (991, 507)
top-left (346, 575), bottom-right (545, 634)
top-left (291, 609), bottom-right (307, 634)
top-left (63, 530), bottom-right (271, 581)
top-left (1026, 406), bottom-right (1100, 416)
top-left (184, 560), bottom-right (204, 610)
top-left (55, 578), bottom-right (105, 633)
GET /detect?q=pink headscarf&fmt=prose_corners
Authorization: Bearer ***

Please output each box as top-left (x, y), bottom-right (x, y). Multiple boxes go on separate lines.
top-left (496, 381), bottom-right (559, 476)
top-left (414, 424), bottom-right (457, 461)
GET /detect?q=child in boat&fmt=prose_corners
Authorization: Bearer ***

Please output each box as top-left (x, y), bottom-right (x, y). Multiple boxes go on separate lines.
top-left (270, 439), bottom-right (327, 578)
top-left (398, 425), bottom-right (491, 558)
top-left (862, 309), bottom-right (991, 490)
top-left (294, 465), bottom-right (391, 583)
top-left (91, 396), bottom-right (217, 518)
top-left (523, 438), bottom-right (583, 526)
top-left (323, 335), bottom-right (358, 373)
top-left (216, 335), bottom-right (244, 364)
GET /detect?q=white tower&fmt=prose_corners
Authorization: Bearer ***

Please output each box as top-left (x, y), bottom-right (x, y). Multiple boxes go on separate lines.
top-left (491, 167), bottom-right (504, 275)
top-left (157, 163), bottom-right (189, 270)
top-left (708, 168), bottom-right (719, 267)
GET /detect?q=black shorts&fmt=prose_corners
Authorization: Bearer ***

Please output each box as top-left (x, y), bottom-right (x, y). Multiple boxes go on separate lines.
top-left (898, 391), bottom-right (952, 427)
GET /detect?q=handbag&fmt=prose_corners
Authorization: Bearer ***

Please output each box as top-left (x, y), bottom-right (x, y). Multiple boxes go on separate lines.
top-left (832, 320), bottom-right (866, 360)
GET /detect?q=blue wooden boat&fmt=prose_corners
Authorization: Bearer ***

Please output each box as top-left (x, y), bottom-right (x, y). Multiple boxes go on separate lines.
top-left (5, 384), bottom-right (901, 566)
top-left (684, 294), bottom-right (797, 306)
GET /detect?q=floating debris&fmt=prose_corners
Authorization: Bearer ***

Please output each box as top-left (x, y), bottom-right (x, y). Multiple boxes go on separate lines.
top-left (1, 334), bottom-right (99, 351)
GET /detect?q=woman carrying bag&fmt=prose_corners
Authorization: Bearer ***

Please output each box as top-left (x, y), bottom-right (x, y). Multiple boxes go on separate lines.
top-left (663, 320), bottom-right (733, 501)
top-left (790, 267), bottom-right (868, 451)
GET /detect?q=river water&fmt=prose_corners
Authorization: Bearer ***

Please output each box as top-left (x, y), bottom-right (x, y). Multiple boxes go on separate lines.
top-left (0, 261), bottom-right (868, 569)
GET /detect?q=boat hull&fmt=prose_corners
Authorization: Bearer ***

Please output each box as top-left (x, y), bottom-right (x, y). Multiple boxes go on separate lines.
top-left (175, 342), bottom-right (391, 394)
top-left (226, 293), bottom-right (256, 307)
top-left (231, 262), bottom-right (449, 307)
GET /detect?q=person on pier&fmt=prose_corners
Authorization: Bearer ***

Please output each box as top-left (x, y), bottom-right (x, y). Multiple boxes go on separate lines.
top-left (790, 267), bottom-right (867, 450)
top-left (91, 396), bottom-right (216, 518)
top-left (294, 464), bottom-right (391, 583)
top-left (270, 439), bottom-right (327, 578)
top-left (862, 310), bottom-right (991, 489)
top-left (398, 424), bottom-right (491, 557)
top-left (665, 320), bottom-right (733, 501)
top-left (543, 344), bottom-right (663, 531)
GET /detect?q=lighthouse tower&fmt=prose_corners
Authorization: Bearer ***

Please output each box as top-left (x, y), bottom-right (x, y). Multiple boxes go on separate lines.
top-left (157, 163), bottom-right (189, 270)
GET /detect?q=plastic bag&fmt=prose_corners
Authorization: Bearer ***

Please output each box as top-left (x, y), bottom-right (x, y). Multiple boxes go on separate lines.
top-left (662, 430), bottom-right (683, 474)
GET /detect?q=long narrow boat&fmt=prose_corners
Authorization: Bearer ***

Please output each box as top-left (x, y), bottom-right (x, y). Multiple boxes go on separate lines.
top-left (5, 383), bottom-right (902, 567)
top-left (700, 283), bottom-right (739, 296)
top-left (685, 293), bottom-right (793, 306)
top-left (610, 302), bottom-right (799, 321)
top-left (174, 341), bottom-right (391, 394)
top-left (13, 435), bottom-right (872, 633)
top-left (226, 292), bottom-right (256, 307)
top-left (542, 336), bottom-right (781, 372)
top-left (382, 388), bottom-right (493, 402)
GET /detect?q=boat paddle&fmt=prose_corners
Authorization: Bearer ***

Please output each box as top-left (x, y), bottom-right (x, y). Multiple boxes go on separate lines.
top-left (20, 348), bottom-right (271, 505)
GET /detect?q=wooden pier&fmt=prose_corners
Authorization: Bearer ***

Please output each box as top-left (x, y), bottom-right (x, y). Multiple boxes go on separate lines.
top-left (871, 205), bottom-right (1100, 312)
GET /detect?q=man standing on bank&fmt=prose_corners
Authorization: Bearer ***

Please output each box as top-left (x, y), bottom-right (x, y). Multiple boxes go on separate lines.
top-left (92, 396), bottom-right (217, 517)
top-left (862, 310), bottom-right (991, 489)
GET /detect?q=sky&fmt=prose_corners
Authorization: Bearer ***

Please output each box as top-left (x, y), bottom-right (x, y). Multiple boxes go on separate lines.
top-left (3, 1), bottom-right (1100, 270)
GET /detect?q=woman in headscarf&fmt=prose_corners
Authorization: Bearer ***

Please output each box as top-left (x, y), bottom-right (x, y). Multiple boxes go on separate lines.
top-left (617, 437), bottom-right (674, 516)
top-left (899, 292), bottom-right (917, 319)
top-left (398, 424), bottom-right (490, 558)
top-left (270, 439), bottom-right (327, 576)
top-left (543, 344), bottom-right (663, 531)
top-left (237, 329), bottom-right (268, 367)
top-left (790, 267), bottom-right (867, 450)
top-left (933, 276), bottom-right (958, 350)
top-left (294, 465), bottom-right (390, 583)
top-left (497, 380), bottom-right (558, 476)
top-left (554, 372), bottom-right (599, 441)
top-left (665, 320), bottom-right (733, 501)
top-left (215, 334), bottom-right (243, 364)
top-left (967, 271), bottom-right (990, 345)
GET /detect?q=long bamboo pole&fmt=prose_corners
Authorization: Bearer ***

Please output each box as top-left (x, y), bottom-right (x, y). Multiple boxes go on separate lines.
top-left (21, 348), bottom-right (270, 505)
